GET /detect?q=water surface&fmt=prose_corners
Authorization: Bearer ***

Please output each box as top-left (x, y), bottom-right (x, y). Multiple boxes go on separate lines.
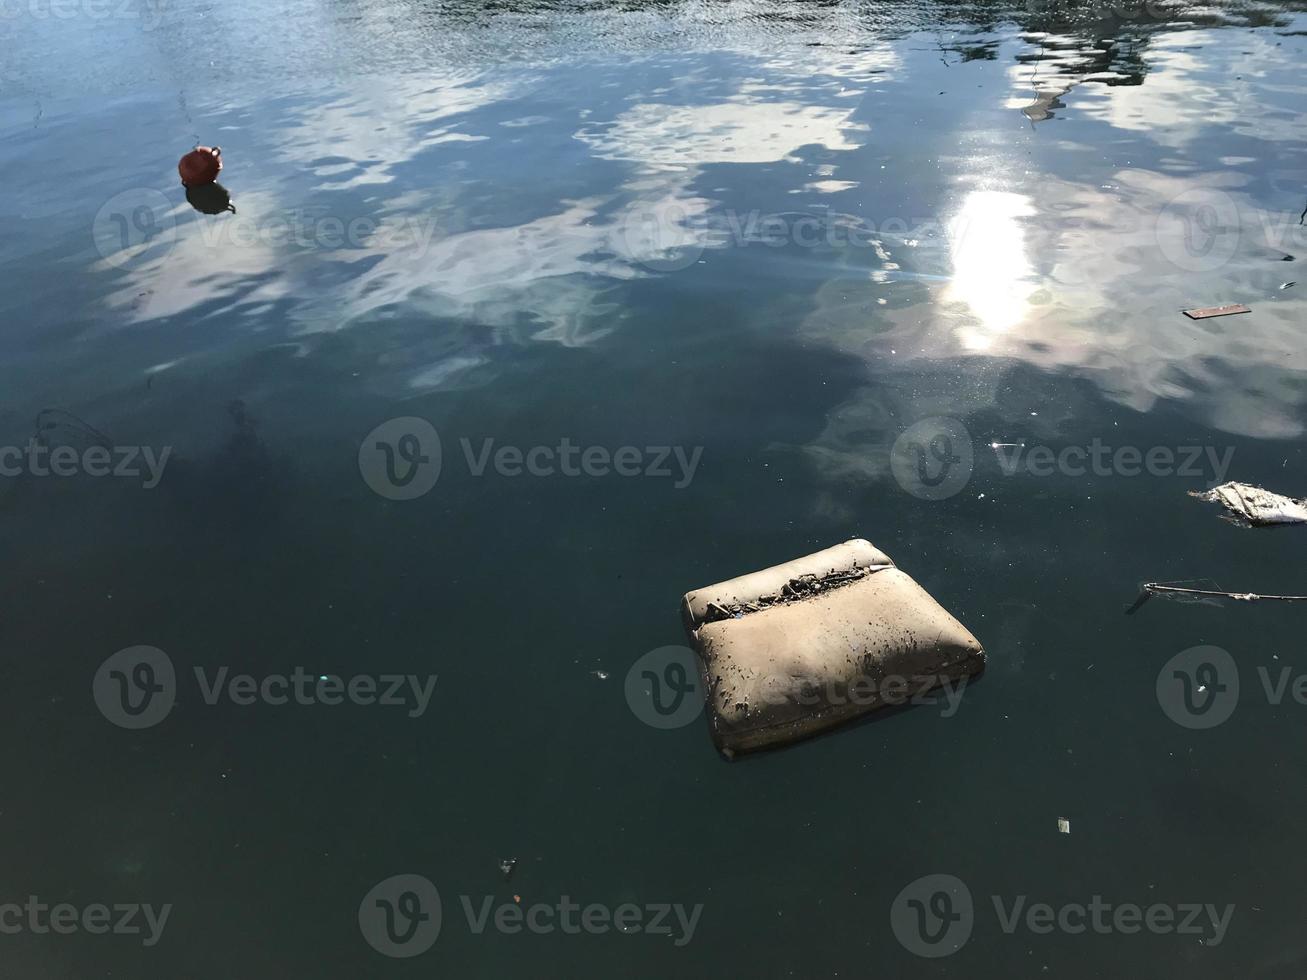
top-left (3, 0), bottom-right (1307, 976)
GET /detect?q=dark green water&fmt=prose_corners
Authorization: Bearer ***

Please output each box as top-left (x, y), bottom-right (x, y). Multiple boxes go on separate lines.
top-left (4, 0), bottom-right (1307, 975)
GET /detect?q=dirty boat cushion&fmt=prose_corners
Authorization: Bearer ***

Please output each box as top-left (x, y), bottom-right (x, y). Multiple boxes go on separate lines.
top-left (682, 540), bottom-right (984, 755)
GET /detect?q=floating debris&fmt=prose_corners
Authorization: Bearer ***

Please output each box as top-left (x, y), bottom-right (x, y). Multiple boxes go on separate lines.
top-left (1281, 281), bottom-right (1297, 290)
top-left (1058, 818), bottom-right (1071, 835)
top-left (178, 145), bottom-right (223, 187)
top-left (683, 539), bottom-right (983, 756)
top-left (498, 858), bottom-right (517, 881)
top-left (591, 670), bottom-right (609, 680)
top-left (1130, 582), bottom-right (1307, 609)
top-left (1127, 484), bottom-right (1307, 611)
top-left (1182, 304), bottom-right (1251, 320)
top-left (1190, 481), bottom-right (1307, 527)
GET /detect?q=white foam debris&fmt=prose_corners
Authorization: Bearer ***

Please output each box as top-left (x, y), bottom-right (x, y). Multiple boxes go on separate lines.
top-left (1190, 482), bottom-right (1307, 527)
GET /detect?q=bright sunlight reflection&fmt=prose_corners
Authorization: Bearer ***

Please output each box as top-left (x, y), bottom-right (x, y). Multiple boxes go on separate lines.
top-left (944, 190), bottom-right (1036, 349)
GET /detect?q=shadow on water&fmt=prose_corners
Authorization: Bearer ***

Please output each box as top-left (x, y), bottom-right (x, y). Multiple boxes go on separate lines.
top-left (185, 181), bottom-right (237, 215)
top-left (162, 399), bottom-right (286, 531)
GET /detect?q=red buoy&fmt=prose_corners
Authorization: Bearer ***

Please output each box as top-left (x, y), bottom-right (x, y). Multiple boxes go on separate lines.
top-left (178, 146), bottom-right (223, 187)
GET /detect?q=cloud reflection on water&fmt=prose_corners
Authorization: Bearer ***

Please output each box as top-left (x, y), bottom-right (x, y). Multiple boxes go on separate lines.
top-left (39, 10), bottom-right (1307, 431)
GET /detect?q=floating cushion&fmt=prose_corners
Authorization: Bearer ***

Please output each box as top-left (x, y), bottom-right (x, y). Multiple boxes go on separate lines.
top-left (681, 539), bottom-right (985, 756)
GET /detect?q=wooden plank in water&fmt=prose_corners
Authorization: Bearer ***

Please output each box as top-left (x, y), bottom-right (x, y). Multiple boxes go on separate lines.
top-left (1182, 304), bottom-right (1251, 320)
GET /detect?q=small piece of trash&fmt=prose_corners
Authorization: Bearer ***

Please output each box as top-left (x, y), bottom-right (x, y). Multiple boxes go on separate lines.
top-left (591, 670), bottom-right (609, 680)
top-left (1182, 304), bottom-right (1251, 320)
top-left (1058, 818), bottom-right (1070, 834)
top-left (1132, 580), bottom-right (1307, 606)
top-left (1281, 281), bottom-right (1297, 290)
top-left (498, 858), bottom-right (517, 881)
